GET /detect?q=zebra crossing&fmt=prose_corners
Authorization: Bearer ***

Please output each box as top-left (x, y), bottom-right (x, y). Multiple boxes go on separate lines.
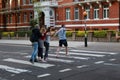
top-left (0, 49), bottom-right (118, 77)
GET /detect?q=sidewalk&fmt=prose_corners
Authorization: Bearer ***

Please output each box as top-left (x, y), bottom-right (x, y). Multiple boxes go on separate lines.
top-left (0, 39), bottom-right (120, 51)
top-left (0, 39), bottom-right (95, 48)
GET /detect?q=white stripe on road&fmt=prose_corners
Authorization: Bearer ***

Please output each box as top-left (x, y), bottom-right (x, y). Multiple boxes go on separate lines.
top-left (3, 58), bottom-right (55, 68)
top-left (0, 51), bottom-right (28, 55)
top-left (70, 50), bottom-right (118, 55)
top-left (94, 61), bottom-right (105, 64)
top-left (59, 51), bottom-right (105, 57)
top-left (77, 65), bottom-right (89, 68)
top-left (49, 54), bottom-right (89, 60)
top-left (0, 65), bottom-right (30, 74)
top-left (109, 59), bottom-right (116, 61)
top-left (37, 73), bottom-right (51, 78)
top-left (59, 68), bottom-right (72, 72)
top-left (25, 55), bottom-right (74, 63)
top-left (48, 58), bottom-right (74, 63)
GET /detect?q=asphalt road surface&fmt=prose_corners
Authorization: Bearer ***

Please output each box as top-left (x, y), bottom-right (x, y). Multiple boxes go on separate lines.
top-left (0, 43), bottom-right (120, 80)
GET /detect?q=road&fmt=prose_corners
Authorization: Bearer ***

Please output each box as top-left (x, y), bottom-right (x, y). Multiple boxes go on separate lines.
top-left (0, 43), bottom-right (120, 80)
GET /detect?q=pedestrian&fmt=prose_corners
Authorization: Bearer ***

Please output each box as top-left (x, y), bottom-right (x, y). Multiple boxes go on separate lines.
top-left (44, 27), bottom-right (52, 61)
top-left (38, 28), bottom-right (46, 62)
top-left (30, 25), bottom-right (41, 64)
top-left (54, 25), bottom-right (68, 57)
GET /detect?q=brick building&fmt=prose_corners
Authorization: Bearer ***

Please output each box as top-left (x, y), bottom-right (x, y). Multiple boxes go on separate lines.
top-left (0, 0), bottom-right (119, 31)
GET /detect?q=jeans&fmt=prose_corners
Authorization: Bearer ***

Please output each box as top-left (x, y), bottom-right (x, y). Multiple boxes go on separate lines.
top-left (31, 42), bottom-right (38, 61)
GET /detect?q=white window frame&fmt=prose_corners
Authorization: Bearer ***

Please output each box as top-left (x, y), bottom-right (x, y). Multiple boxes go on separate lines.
top-left (103, 5), bottom-right (109, 19)
top-left (9, 14), bottom-right (12, 23)
top-left (18, 13), bottom-right (21, 23)
top-left (23, 0), bottom-right (26, 5)
top-left (24, 13), bottom-right (27, 22)
top-left (29, 0), bottom-right (33, 4)
top-left (66, 8), bottom-right (70, 21)
top-left (74, 7), bottom-right (79, 20)
top-left (94, 7), bottom-right (99, 19)
top-left (85, 7), bottom-right (90, 19)
top-left (30, 12), bottom-right (33, 21)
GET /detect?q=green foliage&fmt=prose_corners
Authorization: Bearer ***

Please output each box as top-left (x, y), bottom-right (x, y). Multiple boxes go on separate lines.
top-left (76, 31), bottom-right (85, 37)
top-left (66, 31), bottom-right (72, 37)
top-left (2, 32), bottom-right (14, 37)
top-left (29, 19), bottom-right (38, 29)
top-left (94, 30), bottom-right (107, 38)
top-left (15, 31), bottom-right (31, 37)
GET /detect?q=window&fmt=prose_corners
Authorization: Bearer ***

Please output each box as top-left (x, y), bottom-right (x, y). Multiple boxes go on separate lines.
top-left (29, 0), bottom-right (33, 4)
top-left (24, 13), bottom-right (27, 22)
top-left (30, 12), bottom-right (33, 20)
top-left (66, 8), bottom-right (70, 21)
top-left (85, 6), bottom-right (90, 19)
top-left (94, 6), bottom-right (99, 19)
top-left (103, 5), bottom-right (109, 19)
top-left (9, 14), bottom-right (12, 23)
top-left (6, 15), bottom-right (8, 23)
top-left (23, 0), bottom-right (26, 5)
top-left (74, 7), bottom-right (79, 20)
top-left (49, 10), bottom-right (53, 17)
top-left (18, 14), bottom-right (21, 23)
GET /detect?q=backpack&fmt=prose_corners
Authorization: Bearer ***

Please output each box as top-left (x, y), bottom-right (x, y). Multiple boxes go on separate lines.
top-left (29, 33), bottom-right (35, 42)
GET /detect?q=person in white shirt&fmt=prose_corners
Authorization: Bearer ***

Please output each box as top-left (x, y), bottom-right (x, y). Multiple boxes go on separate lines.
top-left (54, 25), bottom-right (68, 57)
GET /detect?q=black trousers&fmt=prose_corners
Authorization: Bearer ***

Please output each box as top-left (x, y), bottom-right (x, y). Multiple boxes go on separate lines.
top-left (38, 47), bottom-right (43, 59)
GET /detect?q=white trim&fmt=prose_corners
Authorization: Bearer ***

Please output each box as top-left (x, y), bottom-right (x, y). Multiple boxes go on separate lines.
top-left (0, 26), bottom-right (30, 28)
top-left (55, 23), bottom-right (119, 27)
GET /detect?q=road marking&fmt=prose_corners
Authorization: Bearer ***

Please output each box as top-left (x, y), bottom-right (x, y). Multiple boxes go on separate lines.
top-left (70, 50), bottom-right (118, 55)
top-left (3, 58), bottom-right (55, 68)
top-left (0, 51), bottom-right (28, 55)
top-left (37, 73), bottom-right (51, 78)
top-left (25, 55), bottom-right (74, 63)
top-left (59, 68), bottom-right (72, 72)
top-left (109, 59), bottom-right (116, 61)
top-left (94, 61), bottom-right (105, 64)
top-left (77, 65), bottom-right (89, 68)
top-left (104, 63), bottom-right (120, 66)
top-left (59, 51), bottom-right (105, 57)
top-left (48, 58), bottom-right (74, 63)
top-left (0, 65), bottom-right (30, 74)
top-left (49, 54), bottom-right (89, 60)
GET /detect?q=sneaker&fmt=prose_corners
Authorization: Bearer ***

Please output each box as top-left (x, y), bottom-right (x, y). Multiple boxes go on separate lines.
top-left (29, 59), bottom-right (34, 64)
top-left (34, 59), bottom-right (38, 62)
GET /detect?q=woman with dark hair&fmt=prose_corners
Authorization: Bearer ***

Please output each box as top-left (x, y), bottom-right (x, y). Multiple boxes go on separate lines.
top-left (44, 27), bottom-right (52, 61)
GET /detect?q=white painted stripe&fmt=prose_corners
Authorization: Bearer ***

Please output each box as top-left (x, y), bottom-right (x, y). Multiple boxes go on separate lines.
top-left (94, 61), bottom-right (105, 64)
top-left (59, 51), bottom-right (105, 57)
top-left (37, 73), bottom-right (51, 78)
top-left (0, 51), bottom-right (28, 55)
top-left (49, 54), bottom-right (89, 60)
top-left (3, 58), bottom-right (55, 68)
top-left (48, 58), bottom-right (74, 63)
top-left (77, 65), bottom-right (89, 68)
top-left (70, 50), bottom-right (118, 55)
top-left (0, 65), bottom-right (29, 74)
top-left (25, 55), bottom-right (74, 63)
top-left (25, 54), bottom-right (89, 60)
top-left (109, 59), bottom-right (116, 61)
top-left (59, 68), bottom-right (72, 72)
top-left (104, 63), bottom-right (120, 66)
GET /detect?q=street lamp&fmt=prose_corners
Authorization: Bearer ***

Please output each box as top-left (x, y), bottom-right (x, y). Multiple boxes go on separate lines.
top-left (118, 0), bottom-right (120, 31)
top-left (83, 11), bottom-right (87, 47)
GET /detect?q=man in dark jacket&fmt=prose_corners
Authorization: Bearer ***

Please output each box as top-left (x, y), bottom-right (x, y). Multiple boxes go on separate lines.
top-left (30, 25), bottom-right (41, 63)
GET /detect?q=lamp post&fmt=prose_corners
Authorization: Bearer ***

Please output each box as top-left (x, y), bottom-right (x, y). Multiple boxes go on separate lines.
top-left (118, 0), bottom-right (120, 31)
top-left (83, 11), bottom-right (87, 47)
